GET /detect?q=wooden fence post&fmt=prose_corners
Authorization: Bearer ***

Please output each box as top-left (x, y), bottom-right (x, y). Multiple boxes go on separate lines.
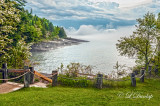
top-left (140, 68), bottom-right (145, 82)
top-left (52, 71), bottom-right (58, 87)
top-left (24, 66), bottom-right (30, 88)
top-left (149, 65), bottom-right (152, 77)
top-left (29, 67), bottom-right (34, 84)
top-left (133, 70), bottom-right (138, 75)
top-left (2, 63), bottom-right (8, 83)
top-left (155, 65), bottom-right (158, 75)
top-left (96, 74), bottom-right (103, 89)
top-left (131, 73), bottom-right (136, 87)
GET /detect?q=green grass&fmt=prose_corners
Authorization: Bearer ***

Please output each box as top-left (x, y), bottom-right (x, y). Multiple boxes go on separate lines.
top-left (0, 78), bottom-right (160, 106)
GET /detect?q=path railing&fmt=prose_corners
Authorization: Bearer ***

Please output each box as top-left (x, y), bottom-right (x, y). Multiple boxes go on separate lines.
top-left (50, 67), bottom-right (155, 89)
top-left (0, 63), bottom-right (159, 89)
top-left (0, 63), bottom-right (34, 88)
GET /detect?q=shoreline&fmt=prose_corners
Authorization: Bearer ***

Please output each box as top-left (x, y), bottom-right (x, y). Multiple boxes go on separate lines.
top-left (30, 38), bottom-right (89, 52)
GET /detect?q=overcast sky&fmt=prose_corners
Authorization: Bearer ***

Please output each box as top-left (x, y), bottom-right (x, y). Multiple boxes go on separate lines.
top-left (25, 0), bottom-right (160, 29)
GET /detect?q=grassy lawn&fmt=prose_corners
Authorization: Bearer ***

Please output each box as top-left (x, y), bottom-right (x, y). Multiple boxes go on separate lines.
top-left (0, 78), bottom-right (160, 106)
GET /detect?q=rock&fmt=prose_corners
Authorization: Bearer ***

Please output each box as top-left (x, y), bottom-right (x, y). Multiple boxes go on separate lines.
top-left (30, 38), bottom-right (89, 52)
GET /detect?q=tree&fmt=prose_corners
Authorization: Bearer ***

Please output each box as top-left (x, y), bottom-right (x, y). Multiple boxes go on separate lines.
top-left (0, 36), bottom-right (12, 63)
top-left (10, 39), bottom-right (32, 68)
top-left (59, 27), bottom-right (67, 38)
top-left (49, 22), bottom-right (54, 32)
top-left (13, 0), bottom-right (27, 10)
top-left (116, 12), bottom-right (158, 71)
top-left (113, 61), bottom-right (126, 72)
top-left (155, 13), bottom-right (160, 67)
top-left (0, 0), bottom-right (20, 35)
top-left (50, 26), bottom-right (60, 39)
top-left (24, 25), bottom-right (41, 43)
top-left (0, 0), bottom-right (20, 64)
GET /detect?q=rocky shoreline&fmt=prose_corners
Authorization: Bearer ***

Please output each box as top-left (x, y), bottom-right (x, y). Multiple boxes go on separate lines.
top-left (31, 38), bottom-right (89, 52)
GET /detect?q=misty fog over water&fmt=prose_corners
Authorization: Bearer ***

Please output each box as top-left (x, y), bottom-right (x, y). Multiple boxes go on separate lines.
top-left (31, 26), bottom-right (136, 74)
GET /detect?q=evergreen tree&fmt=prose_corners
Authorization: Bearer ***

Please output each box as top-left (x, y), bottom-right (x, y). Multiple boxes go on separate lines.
top-left (59, 27), bottom-right (67, 38)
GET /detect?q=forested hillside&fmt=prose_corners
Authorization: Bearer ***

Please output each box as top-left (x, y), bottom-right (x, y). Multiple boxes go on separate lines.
top-left (0, 0), bottom-right (67, 68)
top-left (15, 9), bottom-right (67, 44)
top-left (13, 0), bottom-right (67, 44)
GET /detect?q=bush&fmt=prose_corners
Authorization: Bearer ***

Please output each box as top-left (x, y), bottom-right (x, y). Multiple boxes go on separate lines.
top-left (57, 63), bottom-right (93, 78)
top-left (58, 75), bottom-right (93, 87)
top-left (56, 63), bottom-right (95, 87)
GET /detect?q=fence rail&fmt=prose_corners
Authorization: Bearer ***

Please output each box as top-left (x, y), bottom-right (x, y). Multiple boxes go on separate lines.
top-left (8, 69), bottom-right (30, 73)
top-left (0, 71), bottom-right (29, 81)
top-left (0, 63), bottom-right (34, 88)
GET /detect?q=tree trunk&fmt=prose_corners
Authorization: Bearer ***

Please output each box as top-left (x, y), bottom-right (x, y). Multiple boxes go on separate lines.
top-left (145, 55), bottom-right (149, 72)
top-left (145, 34), bottom-right (149, 72)
top-left (158, 39), bottom-right (160, 67)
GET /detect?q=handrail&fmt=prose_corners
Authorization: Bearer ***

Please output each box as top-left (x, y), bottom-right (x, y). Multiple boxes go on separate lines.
top-left (0, 71), bottom-right (29, 81)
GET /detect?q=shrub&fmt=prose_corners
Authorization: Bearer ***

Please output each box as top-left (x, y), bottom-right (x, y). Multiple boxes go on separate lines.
top-left (58, 74), bottom-right (93, 87)
top-left (57, 63), bottom-right (93, 78)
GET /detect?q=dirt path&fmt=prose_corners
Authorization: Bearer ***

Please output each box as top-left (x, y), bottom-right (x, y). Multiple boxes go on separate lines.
top-left (0, 82), bottom-right (23, 94)
top-left (0, 82), bottom-right (47, 94)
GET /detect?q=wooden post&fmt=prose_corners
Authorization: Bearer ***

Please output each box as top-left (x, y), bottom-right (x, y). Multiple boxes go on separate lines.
top-left (2, 63), bottom-right (8, 83)
top-left (29, 67), bottom-right (34, 84)
top-left (96, 74), bottom-right (103, 89)
top-left (24, 66), bottom-right (30, 88)
top-left (155, 65), bottom-right (158, 75)
top-left (149, 65), bottom-right (152, 77)
top-left (52, 71), bottom-right (58, 87)
top-left (130, 73), bottom-right (136, 87)
top-left (133, 70), bottom-right (138, 75)
top-left (140, 68), bottom-right (145, 82)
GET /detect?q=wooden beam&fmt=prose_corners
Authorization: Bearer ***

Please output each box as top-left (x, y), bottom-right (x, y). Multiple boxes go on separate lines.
top-left (8, 69), bottom-right (30, 73)
top-left (34, 71), bottom-right (52, 83)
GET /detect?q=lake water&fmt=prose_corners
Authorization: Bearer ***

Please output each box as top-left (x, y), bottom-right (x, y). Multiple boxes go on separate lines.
top-left (31, 26), bottom-right (136, 74)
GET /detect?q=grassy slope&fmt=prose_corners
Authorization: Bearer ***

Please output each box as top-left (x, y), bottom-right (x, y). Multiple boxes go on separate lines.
top-left (0, 78), bottom-right (160, 106)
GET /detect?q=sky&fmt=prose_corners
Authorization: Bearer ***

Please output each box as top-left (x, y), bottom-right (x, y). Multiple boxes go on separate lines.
top-left (25, 0), bottom-right (160, 31)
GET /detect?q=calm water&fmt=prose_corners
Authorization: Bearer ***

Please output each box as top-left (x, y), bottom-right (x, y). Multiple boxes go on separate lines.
top-left (31, 27), bottom-right (136, 74)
